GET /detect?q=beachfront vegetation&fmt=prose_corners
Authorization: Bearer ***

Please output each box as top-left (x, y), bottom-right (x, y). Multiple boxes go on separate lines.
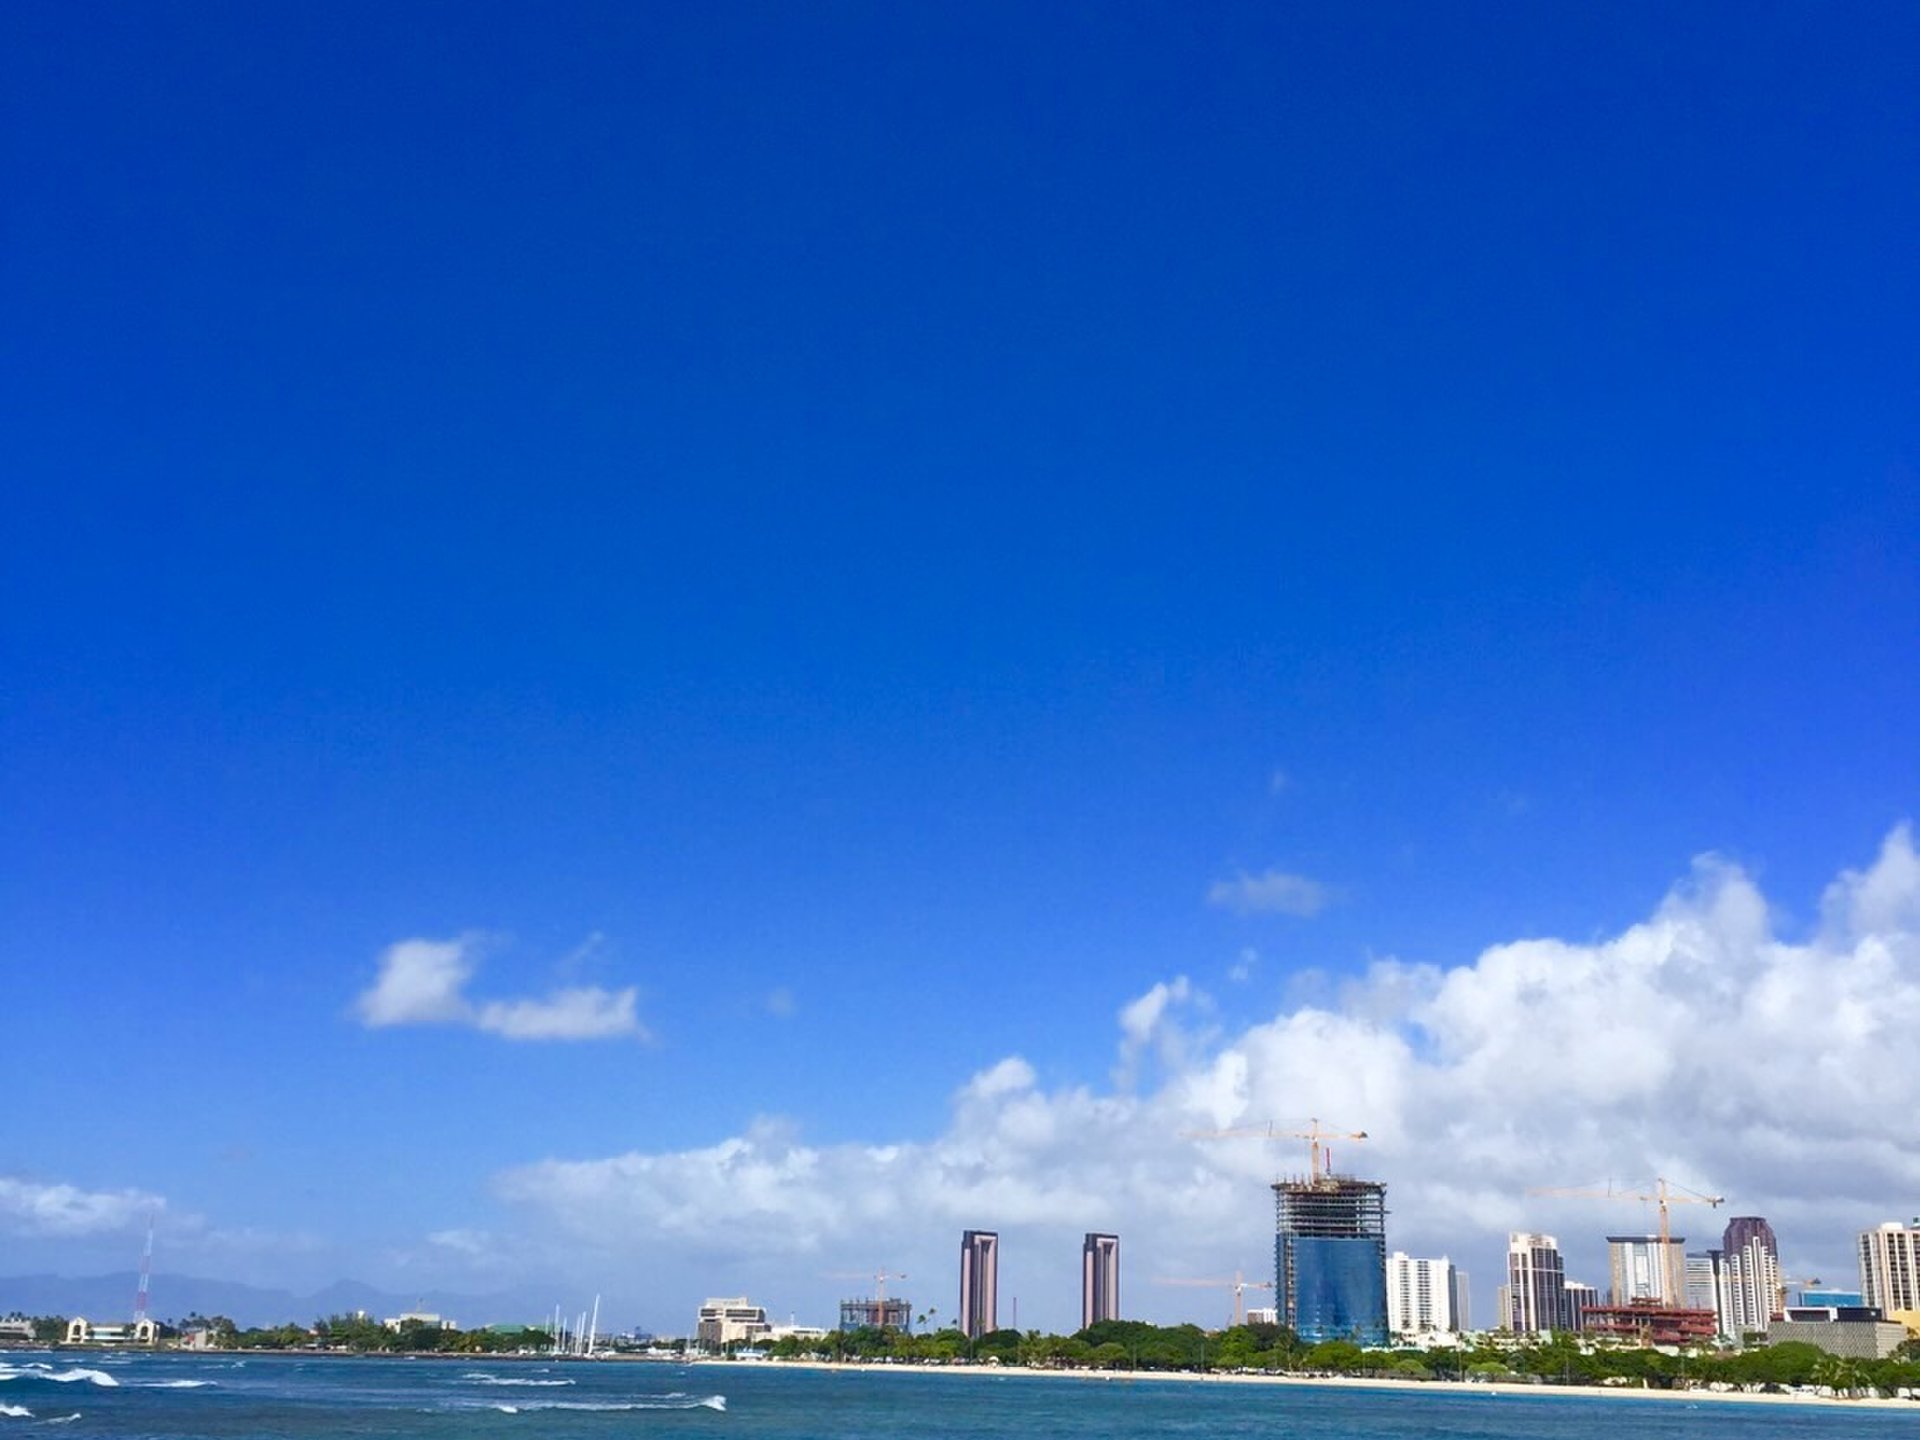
top-left (212, 1313), bottom-right (554, 1353)
top-left (763, 1320), bottom-right (1920, 1397)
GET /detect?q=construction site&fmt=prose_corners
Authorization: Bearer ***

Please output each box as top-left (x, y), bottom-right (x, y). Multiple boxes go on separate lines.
top-left (1186, 1119), bottom-right (1390, 1346)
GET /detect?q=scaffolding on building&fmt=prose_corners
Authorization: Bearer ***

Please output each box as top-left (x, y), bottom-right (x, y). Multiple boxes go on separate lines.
top-left (837, 1296), bottom-right (912, 1333)
top-left (1274, 1173), bottom-right (1390, 1344)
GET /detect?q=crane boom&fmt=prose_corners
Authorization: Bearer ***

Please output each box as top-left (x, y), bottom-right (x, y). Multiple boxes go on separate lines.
top-left (1528, 1178), bottom-right (1725, 1302)
top-left (1151, 1270), bottom-right (1275, 1326)
top-left (1181, 1117), bottom-right (1368, 1182)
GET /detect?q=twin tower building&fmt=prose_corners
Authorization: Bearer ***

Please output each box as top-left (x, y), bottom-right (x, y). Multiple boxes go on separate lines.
top-left (957, 1230), bottom-right (1122, 1337)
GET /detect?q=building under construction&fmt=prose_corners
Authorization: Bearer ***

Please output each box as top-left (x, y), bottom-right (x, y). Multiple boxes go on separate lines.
top-left (838, 1296), bottom-right (912, 1333)
top-left (1582, 1301), bottom-right (1719, 1347)
top-left (1274, 1174), bottom-right (1389, 1345)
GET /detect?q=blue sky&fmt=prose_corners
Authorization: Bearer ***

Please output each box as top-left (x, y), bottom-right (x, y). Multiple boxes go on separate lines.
top-left (3, 1), bottom-right (1917, 1333)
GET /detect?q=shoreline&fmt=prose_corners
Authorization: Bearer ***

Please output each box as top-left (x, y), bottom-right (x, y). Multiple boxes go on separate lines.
top-left (737, 1356), bottom-right (1920, 1411)
top-left (15, 1343), bottom-right (1915, 1412)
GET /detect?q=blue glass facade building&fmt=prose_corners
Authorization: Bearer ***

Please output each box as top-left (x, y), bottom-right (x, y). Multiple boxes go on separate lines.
top-left (1274, 1176), bottom-right (1388, 1345)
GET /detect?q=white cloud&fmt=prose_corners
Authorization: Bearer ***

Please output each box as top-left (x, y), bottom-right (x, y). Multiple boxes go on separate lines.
top-left (1115, 976), bottom-right (1200, 1086)
top-left (491, 828), bottom-right (1920, 1331)
top-left (1228, 947), bottom-right (1258, 982)
top-left (0, 1178), bottom-right (165, 1238)
top-left (1206, 867), bottom-right (1334, 916)
top-left (355, 935), bottom-right (645, 1042)
top-left (475, 988), bottom-right (641, 1041)
top-left (356, 937), bottom-right (476, 1027)
top-left (426, 1228), bottom-right (492, 1258)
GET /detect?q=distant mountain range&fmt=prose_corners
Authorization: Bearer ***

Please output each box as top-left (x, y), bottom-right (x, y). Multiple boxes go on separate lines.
top-left (0, 1272), bottom-right (554, 1329)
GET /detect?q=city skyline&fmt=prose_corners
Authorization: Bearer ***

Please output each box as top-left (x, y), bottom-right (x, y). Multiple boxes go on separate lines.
top-left (4, 0), bottom-right (1917, 1340)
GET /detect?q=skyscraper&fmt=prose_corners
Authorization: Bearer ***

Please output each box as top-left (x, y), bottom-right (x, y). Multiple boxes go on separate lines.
top-left (1449, 1269), bottom-right (1471, 1332)
top-left (1859, 1219), bottom-right (1920, 1318)
top-left (1274, 1175), bottom-right (1388, 1345)
top-left (1685, 1249), bottom-right (1732, 1336)
top-left (1386, 1252), bottom-right (1460, 1336)
top-left (1721, 1217), bottom-right (1780, 1337)
top-left (1608, 1234), bottom-right (1687, 1306)
top-left (1506, 1233), bottom-right (1569, 1334)
top-left (1081, 1233), bottom-right (1120, 1329)
top-left (958, 1230), bottom-right (999, 1339)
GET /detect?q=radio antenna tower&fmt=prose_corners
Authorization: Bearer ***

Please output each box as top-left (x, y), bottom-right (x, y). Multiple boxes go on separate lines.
top-left (133, 1214), bottom-right (155, 1323)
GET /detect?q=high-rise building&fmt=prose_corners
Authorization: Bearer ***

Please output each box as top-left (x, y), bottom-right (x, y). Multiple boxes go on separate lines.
top-left (1450, 1269), bottom-right (1471, 1332)
top-left (959, 1230), bottom-right (999, 1339)
top-left (1564, 1280), bottom-right (1601, 1333)
top-left (1859, 1219), bottom-right (1920, 1317)
top-left (1722, 1217), bottom-right (1781, 1337)
top-left (1274, 1175), bottom-right (1387, 1345)
top-left (1608, 1235), bottom-right (1687, 1307)
top-left (1386, 1253), bottom-right (1460, 1336)
top-left (1506, 1233), bottom-right (1569, 1334)
top-left (1082, 1233), bottom-right (1120, 1329)
top-left (1684, 1250), bottom-right (1732, 1336)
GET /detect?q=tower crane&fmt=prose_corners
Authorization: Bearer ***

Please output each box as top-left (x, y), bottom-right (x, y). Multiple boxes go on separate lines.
top-left (1527, 1178), bottom-right (1724, 1303)
top-left (1181, 1117), bottom-right (1368, 1182)
top-left (824, 1268), bottom-right (908, 1302)
top-left (1151, 1270), bottom-right (1276, 1328)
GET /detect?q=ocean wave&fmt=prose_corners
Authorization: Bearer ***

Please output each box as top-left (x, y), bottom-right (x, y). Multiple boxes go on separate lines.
top-left (462, 1375), bottom-right (574, 1387)
top-left (0, 1404), bottom-right (31, 1419)
top-left (0, 1370), bottom-right (119, 1389)
top-left (39, 1417), bottom-right (79, 1426)
top-left (496, 1397), bottom-right (727, 1413)
top-left (135, 1380), bottom-right (215, 1389)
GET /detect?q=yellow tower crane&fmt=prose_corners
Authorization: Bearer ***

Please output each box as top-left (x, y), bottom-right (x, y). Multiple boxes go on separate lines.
top-left (1527, 1178), bottom-right (1725, 1304)
top-left (1151, 1270), bottom-right (1276, 1328)
top-left (1180, 1117), bottom-right (1368, 1181)
top-left (824, 1267), bottom-right (908, 1301)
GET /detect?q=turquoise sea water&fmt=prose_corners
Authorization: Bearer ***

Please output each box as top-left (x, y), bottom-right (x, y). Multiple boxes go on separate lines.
top-left (3, 1351), bottom-right (1915, 1440)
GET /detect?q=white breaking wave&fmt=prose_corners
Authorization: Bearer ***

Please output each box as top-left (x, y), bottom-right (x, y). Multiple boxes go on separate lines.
top-left (483, 1396), bottom-right (726, 1413)
top-left (40, 1417), bottom-right (79, 1426)
top-left (0, 1404), bottom-right (31, 1419)
top-left (135, 1380), bottom-right (216, 1389)
top-left (462, 1375), bottom-right (574, 1387)
top-left (0, 1371), bottom-right (118, 1389)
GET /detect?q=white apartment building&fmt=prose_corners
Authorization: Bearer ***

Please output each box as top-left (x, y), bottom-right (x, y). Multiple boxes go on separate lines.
top-left (1859, 1220), bottom-right (1920, 1318)
top-left (1608, 1235), bottom-right (1686, 1307)
top-left (1385, 1252), bottom-right (1460, 1336)
top-left (1724, 1233), bottom-right (1781, 1337)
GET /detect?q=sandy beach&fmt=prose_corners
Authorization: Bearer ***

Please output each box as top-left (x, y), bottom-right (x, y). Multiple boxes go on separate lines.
top-left (715, 1356), bottom-right (1920, 1412)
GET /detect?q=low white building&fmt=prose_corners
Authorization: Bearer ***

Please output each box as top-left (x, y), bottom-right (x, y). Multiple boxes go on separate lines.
top-left (767, 1322), bottom-right (828, 1341)
top-left (64, 1317), bottom-right (157, 1345)
top-left (383, 1311), bottom-right (455, 1331)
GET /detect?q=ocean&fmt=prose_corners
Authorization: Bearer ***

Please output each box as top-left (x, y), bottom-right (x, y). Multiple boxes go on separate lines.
top-left (2, 1351), bottom-right (1914, 1440)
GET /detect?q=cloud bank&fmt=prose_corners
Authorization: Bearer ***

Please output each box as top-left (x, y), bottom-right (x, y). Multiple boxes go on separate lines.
top-left (0, 1178), bottom-right (166, 1238)
top-left (356, 936), bottom-right (644, 1042)
top-left (493, 828), bottom-right (1920, 1325)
